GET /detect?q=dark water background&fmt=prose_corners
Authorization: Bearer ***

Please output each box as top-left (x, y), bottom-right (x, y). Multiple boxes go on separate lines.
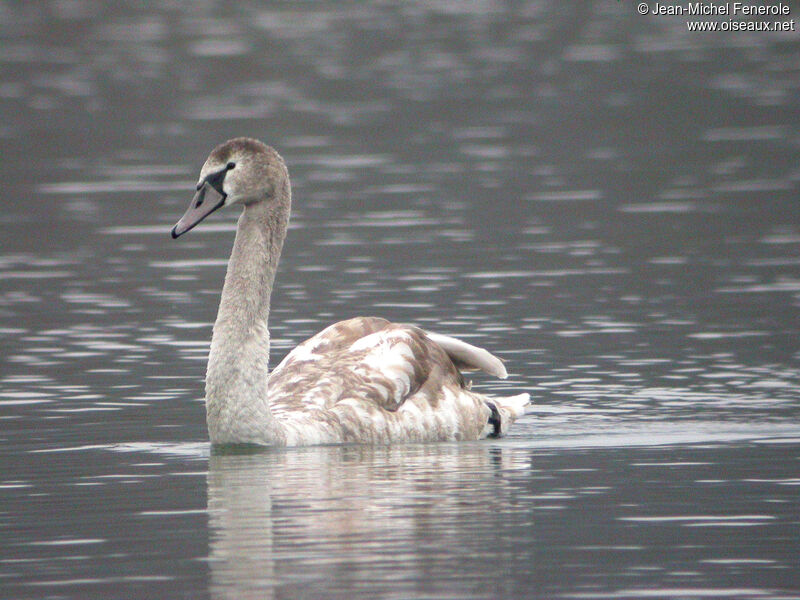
top-left (1, 2), bottom-right (799, 599)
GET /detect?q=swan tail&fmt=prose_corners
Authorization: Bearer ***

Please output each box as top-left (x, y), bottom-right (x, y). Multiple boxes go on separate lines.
top-left (497, 392), bottom-right (532, 417)
top-left (485, 393), bottom-right (531, 438)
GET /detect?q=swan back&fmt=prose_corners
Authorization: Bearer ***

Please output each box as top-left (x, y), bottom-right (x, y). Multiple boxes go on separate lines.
top-left (265, 317), bottom-right (503, 444)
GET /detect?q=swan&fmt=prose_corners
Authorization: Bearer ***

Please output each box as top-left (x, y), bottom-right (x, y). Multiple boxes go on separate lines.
top-left (171, 137), bottom-right (530, 446)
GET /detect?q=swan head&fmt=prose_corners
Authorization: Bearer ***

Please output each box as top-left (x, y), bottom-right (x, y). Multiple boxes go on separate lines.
top-left (171, 137), bottom-right (288, 238)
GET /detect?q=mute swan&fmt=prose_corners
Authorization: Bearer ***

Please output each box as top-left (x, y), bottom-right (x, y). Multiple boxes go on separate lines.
top-left (171, 137), bottom-right (530, 446)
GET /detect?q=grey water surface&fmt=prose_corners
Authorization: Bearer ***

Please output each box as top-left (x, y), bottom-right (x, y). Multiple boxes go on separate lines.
top-left (1, 2), bottom-right (799, 599)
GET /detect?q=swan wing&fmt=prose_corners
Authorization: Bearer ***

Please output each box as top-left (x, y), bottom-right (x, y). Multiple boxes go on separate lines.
top-left (422, 331), bottom-right (507, 378)
top-left (267, 317), bottom-right (466, 413)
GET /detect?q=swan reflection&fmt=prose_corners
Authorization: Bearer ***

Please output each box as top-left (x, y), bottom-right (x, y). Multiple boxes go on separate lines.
top-left (207, 444), bottom-right (530, 599)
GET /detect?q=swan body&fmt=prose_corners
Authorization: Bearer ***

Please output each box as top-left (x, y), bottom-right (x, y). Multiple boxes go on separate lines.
top-left (172, 137), bottom-right (530, 446)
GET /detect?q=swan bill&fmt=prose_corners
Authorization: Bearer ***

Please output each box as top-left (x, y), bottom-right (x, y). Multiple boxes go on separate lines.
top-left (171, 181), bottom-right (226, 238)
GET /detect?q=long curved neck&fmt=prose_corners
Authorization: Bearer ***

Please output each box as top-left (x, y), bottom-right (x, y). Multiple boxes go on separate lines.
top-left (205, 183), bottom-right (291, 445)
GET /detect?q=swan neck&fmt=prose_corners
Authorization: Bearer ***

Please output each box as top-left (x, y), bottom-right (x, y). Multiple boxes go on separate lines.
top-left (219, 200), bottom-right (287, 332)
top-left (205, 182), bottom-right (291, 445)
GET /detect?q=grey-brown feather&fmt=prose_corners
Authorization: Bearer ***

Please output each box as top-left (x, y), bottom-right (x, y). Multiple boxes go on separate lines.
top-left (266, 317), bottom-right (489, 443)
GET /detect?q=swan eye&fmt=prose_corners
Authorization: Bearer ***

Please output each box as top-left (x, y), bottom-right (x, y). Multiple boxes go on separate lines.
top-left (227, 162), bottom-right (236, 170)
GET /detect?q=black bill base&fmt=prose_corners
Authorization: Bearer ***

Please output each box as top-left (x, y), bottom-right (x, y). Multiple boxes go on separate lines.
top-left (171, 181), bottom-right (227, 238)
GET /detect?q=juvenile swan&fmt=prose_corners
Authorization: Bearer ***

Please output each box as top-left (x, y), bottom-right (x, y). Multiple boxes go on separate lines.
top-left (172, 137), bottom-right (530, 446)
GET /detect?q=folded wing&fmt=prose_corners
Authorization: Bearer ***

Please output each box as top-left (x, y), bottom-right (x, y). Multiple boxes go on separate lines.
top-left (267, 317), bottom-right (489, 414)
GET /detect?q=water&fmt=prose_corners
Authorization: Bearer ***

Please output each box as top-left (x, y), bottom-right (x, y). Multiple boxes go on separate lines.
top-left (1, 2), bottom-right (799, 598)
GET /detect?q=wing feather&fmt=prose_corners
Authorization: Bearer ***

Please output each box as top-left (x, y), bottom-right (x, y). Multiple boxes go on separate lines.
top-left (263, 317), bottom-right (516, 443)
top-left (267, 317), bottom-right (465, 413)
top-left (422, 331), bottom-right (508, 379)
